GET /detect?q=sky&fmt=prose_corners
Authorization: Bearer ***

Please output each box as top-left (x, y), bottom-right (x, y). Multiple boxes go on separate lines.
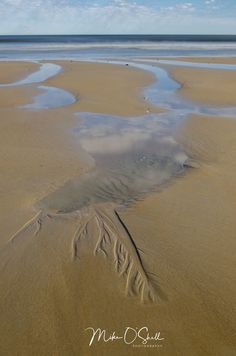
top-left (0, 0), bottom-right (236, 35)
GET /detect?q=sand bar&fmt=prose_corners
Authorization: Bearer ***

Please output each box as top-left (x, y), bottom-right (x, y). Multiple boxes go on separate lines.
top-left (45, 60), bottom-right (161, 115)
top-left (167, 65), bottom-right (236, 106)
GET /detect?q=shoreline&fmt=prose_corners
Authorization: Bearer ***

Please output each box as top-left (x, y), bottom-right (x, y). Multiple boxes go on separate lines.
top-left (157, 56), bottom-right (236, 64)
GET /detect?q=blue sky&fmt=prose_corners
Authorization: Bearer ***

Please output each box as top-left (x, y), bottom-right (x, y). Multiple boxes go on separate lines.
top-left (0, 0), bottom-right (235, 34)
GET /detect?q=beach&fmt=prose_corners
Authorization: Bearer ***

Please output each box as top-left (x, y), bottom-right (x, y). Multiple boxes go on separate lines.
top-left (0, 58), bottom-right (236, 356)
top-left (161, 56), bottom-right (236, 64)
top-left (167, 64), bottom-right (236, 106)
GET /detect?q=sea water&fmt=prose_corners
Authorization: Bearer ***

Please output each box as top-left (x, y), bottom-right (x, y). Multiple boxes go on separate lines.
top-left (1, 34), bottom-right (236, 60)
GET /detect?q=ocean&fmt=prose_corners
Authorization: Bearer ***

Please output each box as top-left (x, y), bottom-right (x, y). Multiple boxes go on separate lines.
top-left (1, 34), bottom-right (236, 60)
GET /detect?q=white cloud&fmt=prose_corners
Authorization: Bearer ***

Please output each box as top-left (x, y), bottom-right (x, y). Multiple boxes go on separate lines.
top-left (176, 2), bottom-right (195, 11)
top-left (204, 0), bottom-right (219, 11)
top-left (0, 0), bottom-right (235, 34)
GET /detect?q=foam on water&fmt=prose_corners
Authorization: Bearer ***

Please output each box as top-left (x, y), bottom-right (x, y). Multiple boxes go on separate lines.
top-left (1, 35), bottom-right (236, 60)
top-left (2, 41), bottom-right (236, 51)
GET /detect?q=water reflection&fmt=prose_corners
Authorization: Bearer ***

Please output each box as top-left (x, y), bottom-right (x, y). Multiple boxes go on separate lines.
top-left (112, 60), bottom-right (236, 117)
top-left (5, 58), bottom-right (236, 210)
top-left (39, 112), bottom-right (187, 212)
top-left (22, 85), bottom-right (76, 110)
top-left (0, 63), bottom-right (61, 87)
top-left (0, 62), bottom-right (77, 110)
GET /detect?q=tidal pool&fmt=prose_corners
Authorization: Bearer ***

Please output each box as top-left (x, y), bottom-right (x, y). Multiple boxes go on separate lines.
top-left (39, 112), bottom-right (187, 212)
top-left (0, 62), bottom-right (76, 109)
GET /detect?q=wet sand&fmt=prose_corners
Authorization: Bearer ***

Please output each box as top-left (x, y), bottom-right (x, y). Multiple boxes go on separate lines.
top-left (122, 114), bottom-right (236, 355)
top-left (0, 59), bottom-right (236, 356)
top-left (167, 65), bottom-right (236, 106)
top-left (159, 56), bottom-right (236, 64)
top-left (0, 61), bottom-right (39, 83)
top-left (44, 61), bottom-right (160, 115)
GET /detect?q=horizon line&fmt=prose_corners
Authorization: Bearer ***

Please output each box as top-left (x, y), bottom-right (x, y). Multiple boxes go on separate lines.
top-left (1, 33), bottom-right (236, 36)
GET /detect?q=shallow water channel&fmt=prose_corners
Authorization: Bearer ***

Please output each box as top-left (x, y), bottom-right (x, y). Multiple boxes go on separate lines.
top-left (2, 59), bottom-right (236, 211)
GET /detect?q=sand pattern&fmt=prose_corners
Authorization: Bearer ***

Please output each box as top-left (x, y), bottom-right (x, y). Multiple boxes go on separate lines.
top-left (72, 205), bottom-right (159, 303)
top-left (8, 203), bottom-right (161, 303)
top-left (2, 58), bottom-right (236, 305)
